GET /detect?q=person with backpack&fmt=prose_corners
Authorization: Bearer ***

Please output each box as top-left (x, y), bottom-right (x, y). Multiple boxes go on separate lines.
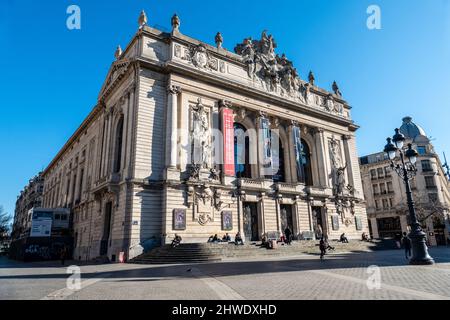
top-left (401, 232), bottom-right (412, 259)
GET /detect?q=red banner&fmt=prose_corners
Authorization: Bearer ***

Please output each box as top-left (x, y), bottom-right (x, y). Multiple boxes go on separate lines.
top-left (221, 108), bottom-right (235, 176)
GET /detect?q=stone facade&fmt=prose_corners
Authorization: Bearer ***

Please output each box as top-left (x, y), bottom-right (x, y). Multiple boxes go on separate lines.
top-left (41, 12), bottom-right (368, 261)
top-left (360, 117), bottom-right (450, 246)
top-left (12, 173), bottom-right (44, 240)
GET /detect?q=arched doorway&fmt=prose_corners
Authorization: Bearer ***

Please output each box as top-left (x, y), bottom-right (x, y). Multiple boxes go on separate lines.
top-left (234, 123), bottom-right (251, 178)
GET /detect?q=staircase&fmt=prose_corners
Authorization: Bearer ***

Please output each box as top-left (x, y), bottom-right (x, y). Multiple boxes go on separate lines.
top-left (130, 240), bottom-right (393, 265)
top-left (131, 243), bottom-right (222, 264)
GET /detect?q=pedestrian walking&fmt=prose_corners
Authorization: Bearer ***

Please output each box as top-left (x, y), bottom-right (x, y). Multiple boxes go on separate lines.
top-left (284, 227), bottom-right (292, 245)
top-left (401, 232), bottom-right (412, 259)
top-left (60, 245), bottom-right (67, 266)
top-left (319, 237), bottom-right (327, 260)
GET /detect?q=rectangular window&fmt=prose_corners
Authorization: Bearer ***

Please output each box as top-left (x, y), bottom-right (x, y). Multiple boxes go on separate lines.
top-left (417, 146), bottom-right (427, 155)
top-left (421, 160), bottom-right (432, 172)
top-left (380, 183), bottom-right (387, 194)
top-left (425, 176), bottom-right (436, 189)
top-left (375, 200), bottom-right (380, 210)
top-left (372, 184), bottom-right (379, 195)
top-left (389, 198), bottom-right (394, 207)
top-left (384, 166), bottom-right (391, 177)
top-left (370, 169), bottom-right (377, 180)
top-left (377, 167), bottom-right (384, 179)
top-left (387, 181), bottom-right (394, 193)
top-left (382, 199), bottom-right (389, 209)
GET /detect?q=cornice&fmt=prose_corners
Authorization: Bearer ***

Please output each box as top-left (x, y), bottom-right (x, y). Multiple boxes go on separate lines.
top-left (136, 57), bottom-right (357, 130)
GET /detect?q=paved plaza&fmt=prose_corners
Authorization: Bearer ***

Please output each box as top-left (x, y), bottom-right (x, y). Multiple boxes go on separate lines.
top-left (1, 248), bottom-right (450, 300)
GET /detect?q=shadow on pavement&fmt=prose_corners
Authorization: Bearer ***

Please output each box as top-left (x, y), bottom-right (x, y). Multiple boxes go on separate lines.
top-left (0, 248), bottom-right (449, 282)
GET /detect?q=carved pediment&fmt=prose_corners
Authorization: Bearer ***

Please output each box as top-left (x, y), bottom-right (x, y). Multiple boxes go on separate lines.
top-left (98, 58), bottom-right (132, 102)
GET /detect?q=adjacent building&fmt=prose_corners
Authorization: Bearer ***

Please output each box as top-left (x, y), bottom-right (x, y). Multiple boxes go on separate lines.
top-left (12, 173), bottom-right (44, 240)
top-left (360, 117), bottom-right (450, 246)
top-left (39, 10), bottom-right (369, 261)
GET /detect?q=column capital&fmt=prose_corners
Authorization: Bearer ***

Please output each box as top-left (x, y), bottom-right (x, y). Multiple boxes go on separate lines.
top-left (290, 120), bottom-right (299, 127)
top-left (218, 99), bottom-right (232, 109)
top-left (167, 84), bottom-right (182, 95)
top-left (342, 134), bottom-right (352, 141)
top-left (311, 127), bottom-right (324, 136)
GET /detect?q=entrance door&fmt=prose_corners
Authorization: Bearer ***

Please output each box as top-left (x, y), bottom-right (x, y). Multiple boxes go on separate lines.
top-left (243, 202), bottom-right (259, 242)
top-left (312, 206), bottom-right (324, 240)
top-left (100, 202), bottom-right (113, 256)
top-left (377, 217), bottom-right (401, 239)
top-left (280, 204), bottom-right (294, 234)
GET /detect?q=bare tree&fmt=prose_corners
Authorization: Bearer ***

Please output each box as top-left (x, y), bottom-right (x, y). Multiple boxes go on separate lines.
top-left (0, 206), bottom-right (12, 241)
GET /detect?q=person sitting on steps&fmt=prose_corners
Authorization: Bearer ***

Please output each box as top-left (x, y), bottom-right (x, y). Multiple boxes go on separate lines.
top-left (235, 232), bottom-right (244, 245)
top-left (222, 233), bottom-right (231, 242)
top-left (340, 233), bottom-right (349, 243)
top-left (171, 234), bottom-right (182, 248)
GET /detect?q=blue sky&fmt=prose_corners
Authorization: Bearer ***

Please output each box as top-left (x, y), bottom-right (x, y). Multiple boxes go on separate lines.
top-left (1, 0), bottom-right (450, 218)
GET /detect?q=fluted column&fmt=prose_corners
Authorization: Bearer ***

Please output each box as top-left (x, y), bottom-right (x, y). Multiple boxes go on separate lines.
top-left (166, 85), bottom-right (182, 168)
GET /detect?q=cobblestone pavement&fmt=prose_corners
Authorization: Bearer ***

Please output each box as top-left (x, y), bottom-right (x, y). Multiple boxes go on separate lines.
top-left (1, 248), bottom-right (449, 300)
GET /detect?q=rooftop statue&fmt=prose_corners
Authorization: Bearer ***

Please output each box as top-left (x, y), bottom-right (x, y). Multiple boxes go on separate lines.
top-left (215, 32), bottom-right (223, 49)
top-left (171, 13), bottom-right (180, 31)
top-left (234, 31), bottom-right (301, 96)
top-left (332, 81), bottom-right (342, 97)
top-left (138, 10), bottom-right (147, 28)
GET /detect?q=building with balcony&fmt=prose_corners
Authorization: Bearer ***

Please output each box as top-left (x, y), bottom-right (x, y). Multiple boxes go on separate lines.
top-left (360, 117), bottom-right (450, 246)
top-left (41, 10), bottom-right (369, 261)
top-left (12, 173), bottom-right (44, 240)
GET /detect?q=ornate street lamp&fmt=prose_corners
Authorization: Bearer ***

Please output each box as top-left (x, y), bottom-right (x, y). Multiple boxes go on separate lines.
top-left (383, 129), bottom-right (434, 265)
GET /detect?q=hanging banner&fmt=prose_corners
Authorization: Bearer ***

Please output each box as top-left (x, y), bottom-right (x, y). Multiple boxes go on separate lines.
top-left (293, 125), bottom-right (305, 182)
top-left (221, 108), bottom-right (235, 176)
top-left (259, 117), bottom-right (272, 176)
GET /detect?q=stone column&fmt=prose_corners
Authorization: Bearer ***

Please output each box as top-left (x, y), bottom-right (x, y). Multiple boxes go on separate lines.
top-left (370, 217), bottom-right (379, 238)
top-left (166, 85), bottom-right (182, 169)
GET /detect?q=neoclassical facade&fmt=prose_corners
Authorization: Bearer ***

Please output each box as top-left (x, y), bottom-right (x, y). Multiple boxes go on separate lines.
top-left (41, 11), bottom-right (368, 261)
top-left (360, 117), bottom-right (450, 246)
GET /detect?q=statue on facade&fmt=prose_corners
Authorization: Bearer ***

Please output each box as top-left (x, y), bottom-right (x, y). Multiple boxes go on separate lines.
top-left (191, 98), bottom-right (210, 169)
top-left (171, 13), bottom-right (180, 31)
top-left (332, 81), bottom-right (342, 97)
top-left (335, 164), bottom-right (347, 196)
top-left (114, 45), bottom-right (122, 60)
top-left (138, 10), bottom-right (148, 29)
top-left (215, 32), bottom-right (223, 49)
top-left (325, 94), bottom-right (335, 112)
top-left (308, 71), bottom-right (315, 86)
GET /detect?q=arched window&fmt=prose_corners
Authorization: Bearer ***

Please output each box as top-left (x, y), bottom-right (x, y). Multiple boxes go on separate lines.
top-left (234, 123), bottom-right (251, 178)
top-left (299, 139), bottom-right (313, 186)
top-left (273, 137), bottom-right (285, 183)
top-left (113, 116), bottom-right (124, 173)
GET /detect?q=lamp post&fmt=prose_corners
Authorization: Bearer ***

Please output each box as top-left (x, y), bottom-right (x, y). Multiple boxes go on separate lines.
top-left (383, 129), bottom-right (434, 265)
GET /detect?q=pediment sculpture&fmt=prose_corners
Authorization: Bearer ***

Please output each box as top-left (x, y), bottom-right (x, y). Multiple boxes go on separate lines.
top-left (234, 31), bottom-right (307, 100)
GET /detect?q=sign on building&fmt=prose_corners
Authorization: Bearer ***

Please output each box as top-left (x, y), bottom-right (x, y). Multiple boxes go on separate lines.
top-left (30, 209), bottom-right (53, 237)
